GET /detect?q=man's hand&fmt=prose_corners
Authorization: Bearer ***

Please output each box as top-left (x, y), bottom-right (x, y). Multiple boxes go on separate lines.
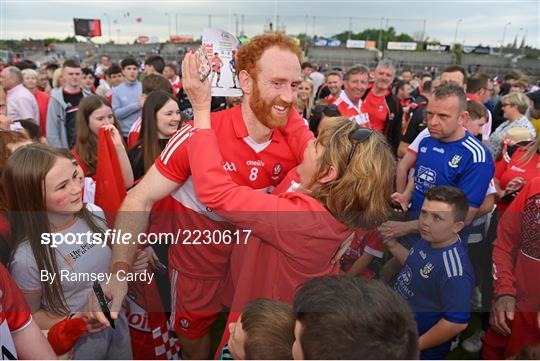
top-left (138, 94), bottom-right (146, 109)
top-left (490, 295), bottom-right (516, 336)
top-left (84, 274), bottom-right (127, 328)
top-left (391, 192), bottom-right (411, 212)
top-left (143, 246), bottom-right (159, 268)
top-left (0, 114), bottom-right (11, 130)
top-left (378, 221), bottom-right (413, 241)
top-left (131, 248), bottom-right (150, 274)
top-left (71, 312), bottom-right (108, 333)
top-left (181, 50), bottom-right (211, 114)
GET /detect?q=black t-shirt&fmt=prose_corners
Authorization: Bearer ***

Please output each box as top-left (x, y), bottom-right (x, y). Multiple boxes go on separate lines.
top-left (402, 104), bottom-right (427, 144)
top-left (63, 89), bottom-right (84, 148)
top-left (128, 139), bottom-right (169, 182)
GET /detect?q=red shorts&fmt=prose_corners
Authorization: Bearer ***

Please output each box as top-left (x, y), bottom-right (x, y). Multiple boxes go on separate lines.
top-left (169, 269), bottom-right (223, 339)
top-left (482, 311), bottom-right (540, 359)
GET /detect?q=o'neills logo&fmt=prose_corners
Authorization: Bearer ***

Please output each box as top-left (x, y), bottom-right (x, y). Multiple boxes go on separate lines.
top-left (246, 160), bottom-right (265, 167)
top-left (126, 298), bottom-right (151, 332)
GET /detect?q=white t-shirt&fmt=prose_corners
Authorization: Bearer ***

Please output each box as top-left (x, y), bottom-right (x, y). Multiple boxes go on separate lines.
top-left (10, 204), bottom-right (111, 312)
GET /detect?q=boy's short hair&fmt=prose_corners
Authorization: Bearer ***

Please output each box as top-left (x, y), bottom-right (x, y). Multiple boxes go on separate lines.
top-left (424, 186), bottom-right (469, 222)
top-left (81, 67), bottom-right (94, 77)
top-left (165, 63), bottom-right (177, 74)
top-left (145, 55), bottom-right (165, 74)
top-left (107, 64), bottom-right (122, 76)
top-left (62, 59), bottom-right (80, 69)
top-left (142, 74), bottom-right (172, 95)
top-left (467, 100), bottom-right (488, 120)
top-left (293, 276), bottom-right (419, 360)
top-left (121, 58), bottom-right (138, 69)
top-left (443, 64), bottom-right (468, 84)
top-left (241, 299), bottom-right (295, 359)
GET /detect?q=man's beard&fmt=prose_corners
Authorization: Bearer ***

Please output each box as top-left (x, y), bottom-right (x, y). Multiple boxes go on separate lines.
top-left (249, 82), bottom-right (291, 129)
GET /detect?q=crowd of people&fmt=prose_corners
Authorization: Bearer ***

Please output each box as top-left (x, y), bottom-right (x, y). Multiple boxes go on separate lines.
top-left (0, 31), bottom-right (539, 360)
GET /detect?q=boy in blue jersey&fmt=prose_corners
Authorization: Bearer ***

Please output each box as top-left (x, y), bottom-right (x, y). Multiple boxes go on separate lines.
top-left (385, 186), bottom-right (474, 360)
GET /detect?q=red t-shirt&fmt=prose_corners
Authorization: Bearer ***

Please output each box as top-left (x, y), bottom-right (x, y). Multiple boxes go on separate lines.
top-left (492, 176), bottom-right (540, 312)
top-left (340, 229), bottom-right (385, 279)
top-left (0, 263), bottom-right (32, 359)
top-left (361, 90), bottom-right (389, 132)
top-left (324, 94), bottom-right (339, 104)
top-left (494, 148), bottom-right (540, 212)
top-left (154, 105), bottom-right (314, 278)
top-left (34, 90), bottom-right (50, 136)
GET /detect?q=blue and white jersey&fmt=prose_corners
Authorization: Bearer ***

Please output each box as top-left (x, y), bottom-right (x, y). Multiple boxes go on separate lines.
top-left (394, 238), bottom-right (474, 360)
top-left (411, 131), bottom-right (494, 212)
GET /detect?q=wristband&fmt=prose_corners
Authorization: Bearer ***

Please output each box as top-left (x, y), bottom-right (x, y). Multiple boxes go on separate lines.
top-left (111, 261), bottom-right (130, 274)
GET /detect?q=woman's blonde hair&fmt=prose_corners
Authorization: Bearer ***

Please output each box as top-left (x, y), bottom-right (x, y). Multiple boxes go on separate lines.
top-left (502, 92), bottom-right (530, 115)
top-left (52, 68), bottom-right (63, 88)
top-left (309, 117), bottom-right (395, 229)
top-left (299, 77), bottom-right (314, 119)
top-left (21, 68), bottom-right (38, 79)
top-left (519, 133), bottom-right (540, 164)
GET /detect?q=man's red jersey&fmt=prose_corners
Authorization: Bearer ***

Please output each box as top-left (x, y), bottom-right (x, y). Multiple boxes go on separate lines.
top-left (154, 105), bottom-right (313, 278)
top-left (334, 92), bottom-right (370, 127)
top-left (361, 90), bottom-right (390, 132)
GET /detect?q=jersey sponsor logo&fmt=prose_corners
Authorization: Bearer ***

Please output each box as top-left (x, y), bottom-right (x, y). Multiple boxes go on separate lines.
top-left (415, 166), bottom-right (437, 193)
top-left (395, 265), bottom-right (414, 299)
top-left (420, 146), bottom-right (427, 153)
top-left (420, 262), bottom-right (434, 278)
top-left (433, 147), bottom-right (445, 154)
top-left (223, 162), bottom-right (237, 172)
top-left (397, 265), bottom-right (413, 286)
top-left (448, 155), bottom-right (462, 168)
top-left (246, 160), bottom-right (265, 167)
top-left (416, 166), bottom-right (436, 183)
top-left (509, 165), bottom-right (526, 173)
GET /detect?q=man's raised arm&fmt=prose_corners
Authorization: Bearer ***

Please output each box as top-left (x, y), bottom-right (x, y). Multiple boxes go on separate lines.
top-left (86, 164), bottom-right (180, 326)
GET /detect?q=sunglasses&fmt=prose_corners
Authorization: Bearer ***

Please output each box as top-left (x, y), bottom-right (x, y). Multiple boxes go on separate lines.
top-left (347, 127), bottom-right (375, 165)
top-left (313, 104), bottom-right (339, 114)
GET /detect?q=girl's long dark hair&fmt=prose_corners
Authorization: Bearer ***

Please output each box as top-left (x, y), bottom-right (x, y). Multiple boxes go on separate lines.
top-left (73, 95), bottom-right (122, 176)
top-left (137, 90), bottom-right (179, 172)
top-left (4, 144), bottom-right (105, 315)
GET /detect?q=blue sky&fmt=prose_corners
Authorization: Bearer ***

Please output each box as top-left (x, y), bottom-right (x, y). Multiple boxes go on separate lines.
top-left (1, 0), bottom-right (538, 48)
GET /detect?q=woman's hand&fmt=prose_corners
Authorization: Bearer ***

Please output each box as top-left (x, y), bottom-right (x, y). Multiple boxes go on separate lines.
top-left (101, 124), bottom-right (124, 148)
top-left (181, 50), bottom-right (212, 115)
top-left (505, 177), bottom-right (525, 194)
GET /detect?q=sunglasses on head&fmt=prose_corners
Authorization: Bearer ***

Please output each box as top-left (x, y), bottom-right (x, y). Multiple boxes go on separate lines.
top-left (347, 127), bottom-right (375, 165)
top-left (313, 104), bottom-right (339, 114)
